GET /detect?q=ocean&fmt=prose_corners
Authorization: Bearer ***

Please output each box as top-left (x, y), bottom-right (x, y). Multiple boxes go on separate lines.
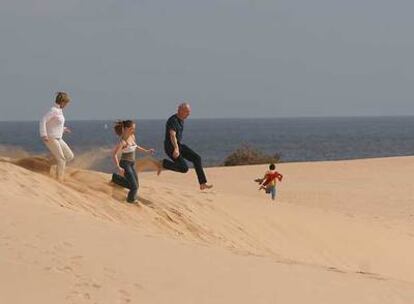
top-left (1, 117), bottom-right (413, 172)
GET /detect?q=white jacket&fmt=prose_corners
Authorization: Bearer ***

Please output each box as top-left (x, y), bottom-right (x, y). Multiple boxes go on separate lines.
top-left (39, 105), bottom-right (65, 139)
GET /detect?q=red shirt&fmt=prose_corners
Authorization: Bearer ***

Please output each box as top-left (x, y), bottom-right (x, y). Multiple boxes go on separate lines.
top-left (262, 171), bottom-right (283, 187)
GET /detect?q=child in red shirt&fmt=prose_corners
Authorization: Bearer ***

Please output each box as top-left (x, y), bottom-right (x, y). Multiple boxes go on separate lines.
top-left (258, 163), bottom-right (283, 200)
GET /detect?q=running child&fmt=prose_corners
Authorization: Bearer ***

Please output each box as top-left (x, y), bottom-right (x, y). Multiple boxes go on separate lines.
top-left (258, 163), bottom-right (283, 201)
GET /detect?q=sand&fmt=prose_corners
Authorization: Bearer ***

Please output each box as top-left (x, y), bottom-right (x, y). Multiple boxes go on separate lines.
top-left (0, 155), bottom-right (413, 303)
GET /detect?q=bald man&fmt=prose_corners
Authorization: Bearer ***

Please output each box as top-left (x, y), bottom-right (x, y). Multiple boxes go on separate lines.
top-left (162, 103), bottom-right (213, 190)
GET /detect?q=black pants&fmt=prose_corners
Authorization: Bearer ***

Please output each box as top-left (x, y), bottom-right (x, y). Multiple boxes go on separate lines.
top-left (163, 144), bottom-right (207, 185)
top-left (112, 159), bottom-right (139, 202)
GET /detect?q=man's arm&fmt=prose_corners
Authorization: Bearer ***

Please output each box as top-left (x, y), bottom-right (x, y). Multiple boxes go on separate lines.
top-left (169, 129), bottom-right (180, 159)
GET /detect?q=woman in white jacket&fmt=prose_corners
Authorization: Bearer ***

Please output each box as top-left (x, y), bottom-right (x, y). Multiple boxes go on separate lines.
top-left (39, 92), bottom-right (74, 181)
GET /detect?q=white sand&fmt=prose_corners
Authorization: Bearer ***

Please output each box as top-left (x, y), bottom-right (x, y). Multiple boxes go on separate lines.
top-left (0, 156), bottom-right (413, 303)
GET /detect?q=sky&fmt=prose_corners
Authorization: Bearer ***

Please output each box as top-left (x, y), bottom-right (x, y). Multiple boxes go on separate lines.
top-left (1, 0), bottom-right (414, 120)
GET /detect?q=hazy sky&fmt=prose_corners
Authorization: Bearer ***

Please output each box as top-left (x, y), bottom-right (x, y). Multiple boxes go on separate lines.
top-left (1, 0), bottom-right (414, 120)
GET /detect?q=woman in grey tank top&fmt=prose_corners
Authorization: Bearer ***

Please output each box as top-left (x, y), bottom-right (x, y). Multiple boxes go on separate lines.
top-left (111, 120), bottom-right (158, 203)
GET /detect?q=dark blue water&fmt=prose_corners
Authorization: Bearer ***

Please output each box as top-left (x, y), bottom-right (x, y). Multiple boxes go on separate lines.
top-left (1, 117), bottom-right (413, 172)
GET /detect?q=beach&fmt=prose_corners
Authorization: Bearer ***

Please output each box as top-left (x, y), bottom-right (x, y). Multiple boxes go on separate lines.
top-left (0, 155), bottom-right (413, 303)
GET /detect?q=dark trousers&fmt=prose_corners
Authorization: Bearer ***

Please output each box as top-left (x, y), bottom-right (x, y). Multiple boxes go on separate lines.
top-left (112, 159), bottom-right (139, 202)
top-left (163, 144), bottom-right (207, 185)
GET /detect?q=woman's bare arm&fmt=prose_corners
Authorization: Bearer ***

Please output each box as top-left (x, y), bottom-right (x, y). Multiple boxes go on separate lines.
top-left (133, 135), bottom-right (154, 154)
top-left (112, 141), bottom-right (124, 174)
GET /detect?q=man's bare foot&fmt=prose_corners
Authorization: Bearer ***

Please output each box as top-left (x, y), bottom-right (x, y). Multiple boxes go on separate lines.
top-left (200, 183), bottom-right (213, 190)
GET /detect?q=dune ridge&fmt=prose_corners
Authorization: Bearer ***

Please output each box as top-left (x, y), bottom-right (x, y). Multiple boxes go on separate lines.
top-left (1, 155), bottom-right (414, 303)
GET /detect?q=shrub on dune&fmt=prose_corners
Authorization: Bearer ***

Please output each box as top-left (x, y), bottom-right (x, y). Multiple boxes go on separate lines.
top-left (223, 144), bottom-right (280, 166)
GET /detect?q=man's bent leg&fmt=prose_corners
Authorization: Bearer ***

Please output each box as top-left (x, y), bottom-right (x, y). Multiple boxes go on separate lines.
top-left (162, 153), bottom-right (189, 174)
top-left (180, 145), bottom-right (207, 185)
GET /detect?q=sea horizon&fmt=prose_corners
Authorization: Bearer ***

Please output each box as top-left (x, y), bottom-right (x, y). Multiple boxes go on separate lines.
top-left (1, 116), bottom-right (413, 172)
top-left (1, 114), bottom-right (414, 123)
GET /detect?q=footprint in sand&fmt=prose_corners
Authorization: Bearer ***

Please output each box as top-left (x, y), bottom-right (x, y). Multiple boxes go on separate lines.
top-left (52, 240), bottom-right (73, 252)
top-left (355, 271), bottom-right (386, 281)
top-left (103, 267), bottom-right (117, 279)
top-left (138, 197), bottom-right (155, 207)
top-left (69, 255), bottom-right (84, 268)
top-left (92, 283), bottom-right (101, 289)
top-left (327, 266), bottom-right (346, 274)
top-left (119, 289), bottom-right (132, 303)
top-left (61, 265), bottom-right (74, 273)
top-left (200, 190), bottom-right (217, 196)
top-left (67, 290), bottom-right (92, 302)
top-left (133, 283), bottom-right (144, 290)
top-left (70, 255), bottom-right (83, 260)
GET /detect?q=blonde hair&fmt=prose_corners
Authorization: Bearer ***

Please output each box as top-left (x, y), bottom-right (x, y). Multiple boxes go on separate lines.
top-left (55, 91), bottom-right (71, 105)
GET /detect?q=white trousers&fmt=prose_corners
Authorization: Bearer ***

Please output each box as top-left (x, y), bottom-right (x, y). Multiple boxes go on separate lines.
top-left (44, 138), bottom-right (74, 180)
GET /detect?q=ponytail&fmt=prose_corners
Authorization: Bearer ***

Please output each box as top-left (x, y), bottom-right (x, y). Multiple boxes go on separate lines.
top-left (113, 120), bottom-right (134, 136)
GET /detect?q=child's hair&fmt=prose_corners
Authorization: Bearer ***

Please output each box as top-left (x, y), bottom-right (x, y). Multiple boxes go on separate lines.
top-left (114, 120), bottom-right (134, 136)
top-left (55, 91), bottom-right (70, 105)
top-left (269, 163), bottom-right (276, 170)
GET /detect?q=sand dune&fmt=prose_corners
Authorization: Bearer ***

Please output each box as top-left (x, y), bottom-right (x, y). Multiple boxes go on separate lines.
top-left (1, 156), bottom-right (414, 303)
